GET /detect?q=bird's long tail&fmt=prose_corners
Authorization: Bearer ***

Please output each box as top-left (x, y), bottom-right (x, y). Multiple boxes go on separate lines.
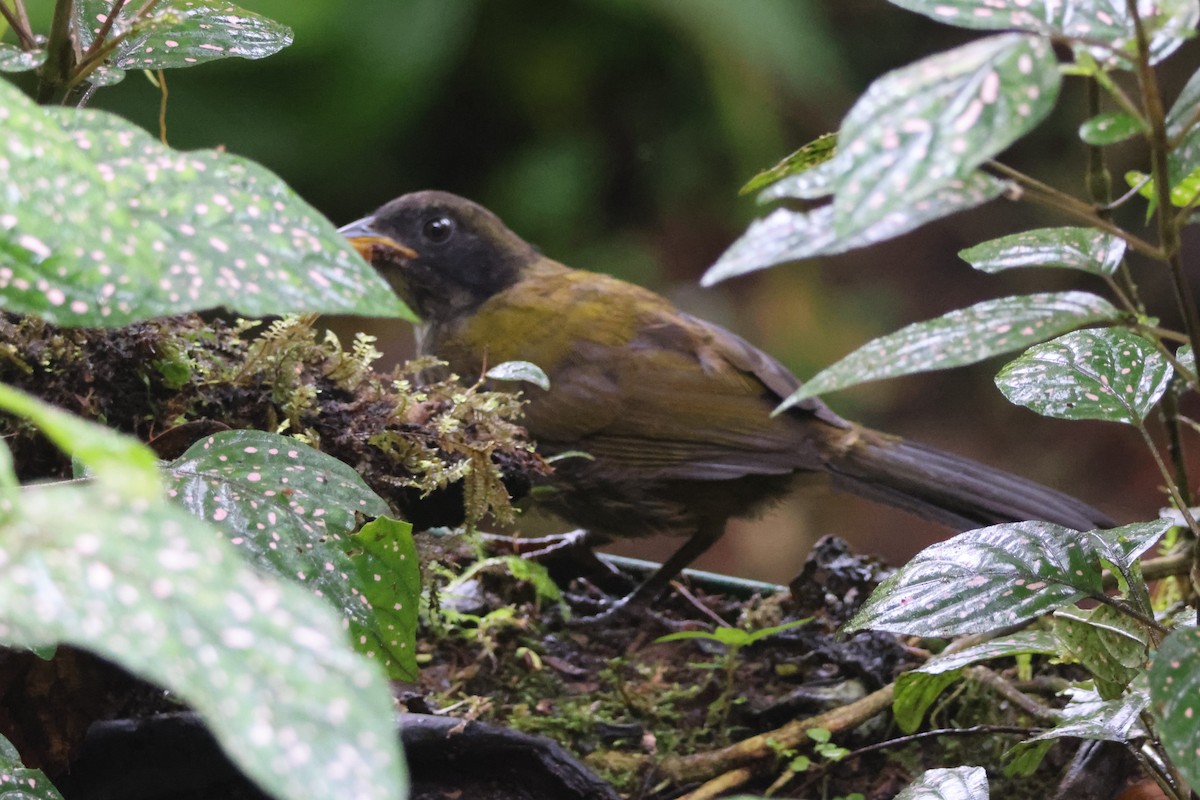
top-left (827, 434), bottom-right (1112, 532)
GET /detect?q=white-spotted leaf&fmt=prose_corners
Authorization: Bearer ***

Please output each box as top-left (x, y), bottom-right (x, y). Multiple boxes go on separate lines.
top-left (917, 629), bottom-right (1062, 675)
top-left (779, 292), bottom-right (1118, 408)
top-left (831, 33), bottom-right (1059, 236)
top-left (703, 171), bottom-right (1006, 285)
top-left (73, 0), bottom-right (291, 83)
top-left (165, 430), bottom-right (419, 680)
top-left (0, 483), bottom-right (408, 800)
top-left (893, 767), bottom-right (989, 800)
top-left (888, 0), bottom-right (1199, 66)
top-left (996, 329), bottom-right (1170, 424)
top-left (844, 521), bottom-right (1102, 637)
top-left (1052, 605), bottom-right (1149, 697)
top-left (0, 44), bottom-right (46, 73)
top-left (0, 732), bottom-right (63, 800)
top-left (0, 80), bottom-right (412, 326)
top-left (1150, 626), bottom-right (1200, 794)
top-left (959, 228), bottom-right (1127, 276)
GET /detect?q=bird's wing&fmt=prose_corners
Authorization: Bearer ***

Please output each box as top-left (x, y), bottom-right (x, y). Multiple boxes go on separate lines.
top-left (452, 266), bottom-right (849, 480)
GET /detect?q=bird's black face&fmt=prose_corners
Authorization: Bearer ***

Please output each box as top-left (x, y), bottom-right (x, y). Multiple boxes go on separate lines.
top-left (340, 190), bottom-right (536, 323)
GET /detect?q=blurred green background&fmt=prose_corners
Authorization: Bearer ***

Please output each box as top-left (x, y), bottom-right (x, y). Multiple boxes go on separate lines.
top-left (17, 0), bottom-right (1174, 580)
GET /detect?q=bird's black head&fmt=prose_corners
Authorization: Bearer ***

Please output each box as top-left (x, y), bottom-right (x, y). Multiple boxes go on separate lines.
top-left (340, 190), bottom-right (537, 322)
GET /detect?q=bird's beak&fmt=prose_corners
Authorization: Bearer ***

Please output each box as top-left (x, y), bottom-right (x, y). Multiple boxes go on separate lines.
top-left (338, 216), bottom-right (418, 265)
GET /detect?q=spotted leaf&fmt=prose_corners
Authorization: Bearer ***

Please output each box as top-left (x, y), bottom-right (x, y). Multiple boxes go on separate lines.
top-left (959, 227), bottom-right (1127, 276)
top-left (1150, 626), bottom-right (1200, 794)
top-left (1031, 685), bottom-right (1149, 743)
top-left (1167, 65), bottom-right (1200, 203)
top-left (0, 44), bottom-right (46, 73)
top-left (165, 430), bottom-right (419, 680)
top-left (996, 328), bottom-right (1170, 424)
top-left (0, 483), bottom-right (408, 800)
top-left (778, 291), bottom-right (1118, 409)
top-left (703, 171), bottom-right (1006, 285)
top-left (844, 521), bottom-right (1103, 637)
top-left (0, 732), bottom-right (63, 799)
top-left (888, 0), bottom-right (1198, 67)
top-left (0, 79), bottom-right (412, 326)
top-left (73, 0), bottom-right (291, 83)
top-left (831, 33), bottom-right (1059, 237)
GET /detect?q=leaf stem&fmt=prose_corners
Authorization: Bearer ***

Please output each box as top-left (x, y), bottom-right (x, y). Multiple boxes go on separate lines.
top-left (988, 161), bottom-right (1163, 260)
top-left (0, 1), bottom-right (35, 49)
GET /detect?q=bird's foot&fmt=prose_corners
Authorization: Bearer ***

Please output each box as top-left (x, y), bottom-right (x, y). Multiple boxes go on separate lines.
top-left (565, 592), bottom-right (697, 632)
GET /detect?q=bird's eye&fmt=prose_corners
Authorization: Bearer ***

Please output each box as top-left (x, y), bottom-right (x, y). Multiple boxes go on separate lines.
top-left (422, 216), bottom-right (455, 244)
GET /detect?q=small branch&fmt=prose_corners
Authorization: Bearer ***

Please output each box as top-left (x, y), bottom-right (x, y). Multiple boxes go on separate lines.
top-left (964, 666), bottom-right (1060, 722)
top-left (36, 0), bottom-right (78, 103)
top-left (0, 1), bottom-right (35, 50)
top-left (80, 0), bottom-right (129, 60)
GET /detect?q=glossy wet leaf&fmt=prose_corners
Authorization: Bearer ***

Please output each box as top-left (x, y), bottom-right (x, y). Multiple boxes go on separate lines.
top-left (1052, 605), bottom-right (1148, 697)
top-left (703, 171), bottom-right (1005, 285)
top-left (486, 360), bottom-right (551, 391)
top-left (0, 383), bottom-right (160, 500)
top-left (74, 0), bottom-right (291, 82)
top-left (1150, 626), bottom-right (1200, 793)
top-left (1033, 685), bottom-right (1149, 743)
top-left (0, 732), bottom-right (64, 800)
top-left (779, 292), bottom-right (1117, 407)
top-left (844, 521), bottom-right (1102, 637)
top-left (0, 483), bottom-right (407, 800)
top-left (1167, 65), bottom-right (1200, 192)
top-left (960, 227), bottom-right (1127, 276)
top-left (1087, 519), bottom-right (1172, 573)
top-left (831, 33), bottom-right (1059, 236)
top-left (996, 329), bottom-right (1170, 424)
top-left (894, 669), bottom-right (964, 733)
top-left (888, 0), bottom-right (1199, 66)
top-left (1079, 111), bottom-right (1146, 145)
top-left (740, 133), bottom-right (838, 196)
top-left (893, 767), bottom-right (988, 800)
top-left (918, 629), bottom-right (1062, 675)
top-left (0, 80), bottom-right (411, 326)
top-left (165, 431), bottom-right (419, 680)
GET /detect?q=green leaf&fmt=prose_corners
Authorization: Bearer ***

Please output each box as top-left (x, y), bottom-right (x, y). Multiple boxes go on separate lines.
top-left (887, 0), bottom-right (1199, 66)
top-left (917, 629), bottom-right (1062, 674)
top-left (0, 483), bottom-right (407, 800)
top-left (1150, 626), bottom-right (1200, 794)
top-left (345, 517), bottom-right (420, 681)
top-left (959, 227), bottom-right (1127, 276)
top-left (1032, 685), bottom-right (1149, 743)
top-left (995, 328), bottom-right (1170, 424)
top-left (703, 171), bottom-right (1006, 285)
top-left (779, 292), bottom-right (1118, 408)
top-left (893, 767), bottom-right (988, 800)
top-left (164, 431), bottom-right (420, 680)
top-left (0, 733), bottom-right (64, 800)
top-left (844, 521), bottom-right (1102, 637)
top-left (486, 360), bottom-right (551, 391)
top-left (1087, 519), bottom-right (1173, 573)
top-left (1052, 605), bottom-right (1148, 697)
top-left (831, 33), bottom-right (1059, 237)
top-left (74, 0), bottom-right (292, 81)
top-left (894, 669), bottom-right (964, 733)
top-left (0, 43), bottom-right (46, 73)
top-left (1079, 111), bottom-right (1146, 145)
top-left (0, 80), bottom-right (412, 326)
top-left (0, 383), bottom-right (161, 500)
top-left (740, 133), bottom-right (838, 196)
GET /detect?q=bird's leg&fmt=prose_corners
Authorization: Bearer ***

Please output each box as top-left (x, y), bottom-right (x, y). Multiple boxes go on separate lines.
top-left (621, 518), bottom-right (727, 607)
top-left (569, 519), bottom-right (728, 629)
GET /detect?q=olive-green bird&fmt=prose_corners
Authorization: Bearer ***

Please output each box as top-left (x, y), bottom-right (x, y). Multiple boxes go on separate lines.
top-left (340, 191), bottom-right (1111, 609)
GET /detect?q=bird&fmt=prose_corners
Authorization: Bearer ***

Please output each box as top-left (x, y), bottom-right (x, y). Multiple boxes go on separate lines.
top-left (339, 190), bottom-right (1112, 612)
